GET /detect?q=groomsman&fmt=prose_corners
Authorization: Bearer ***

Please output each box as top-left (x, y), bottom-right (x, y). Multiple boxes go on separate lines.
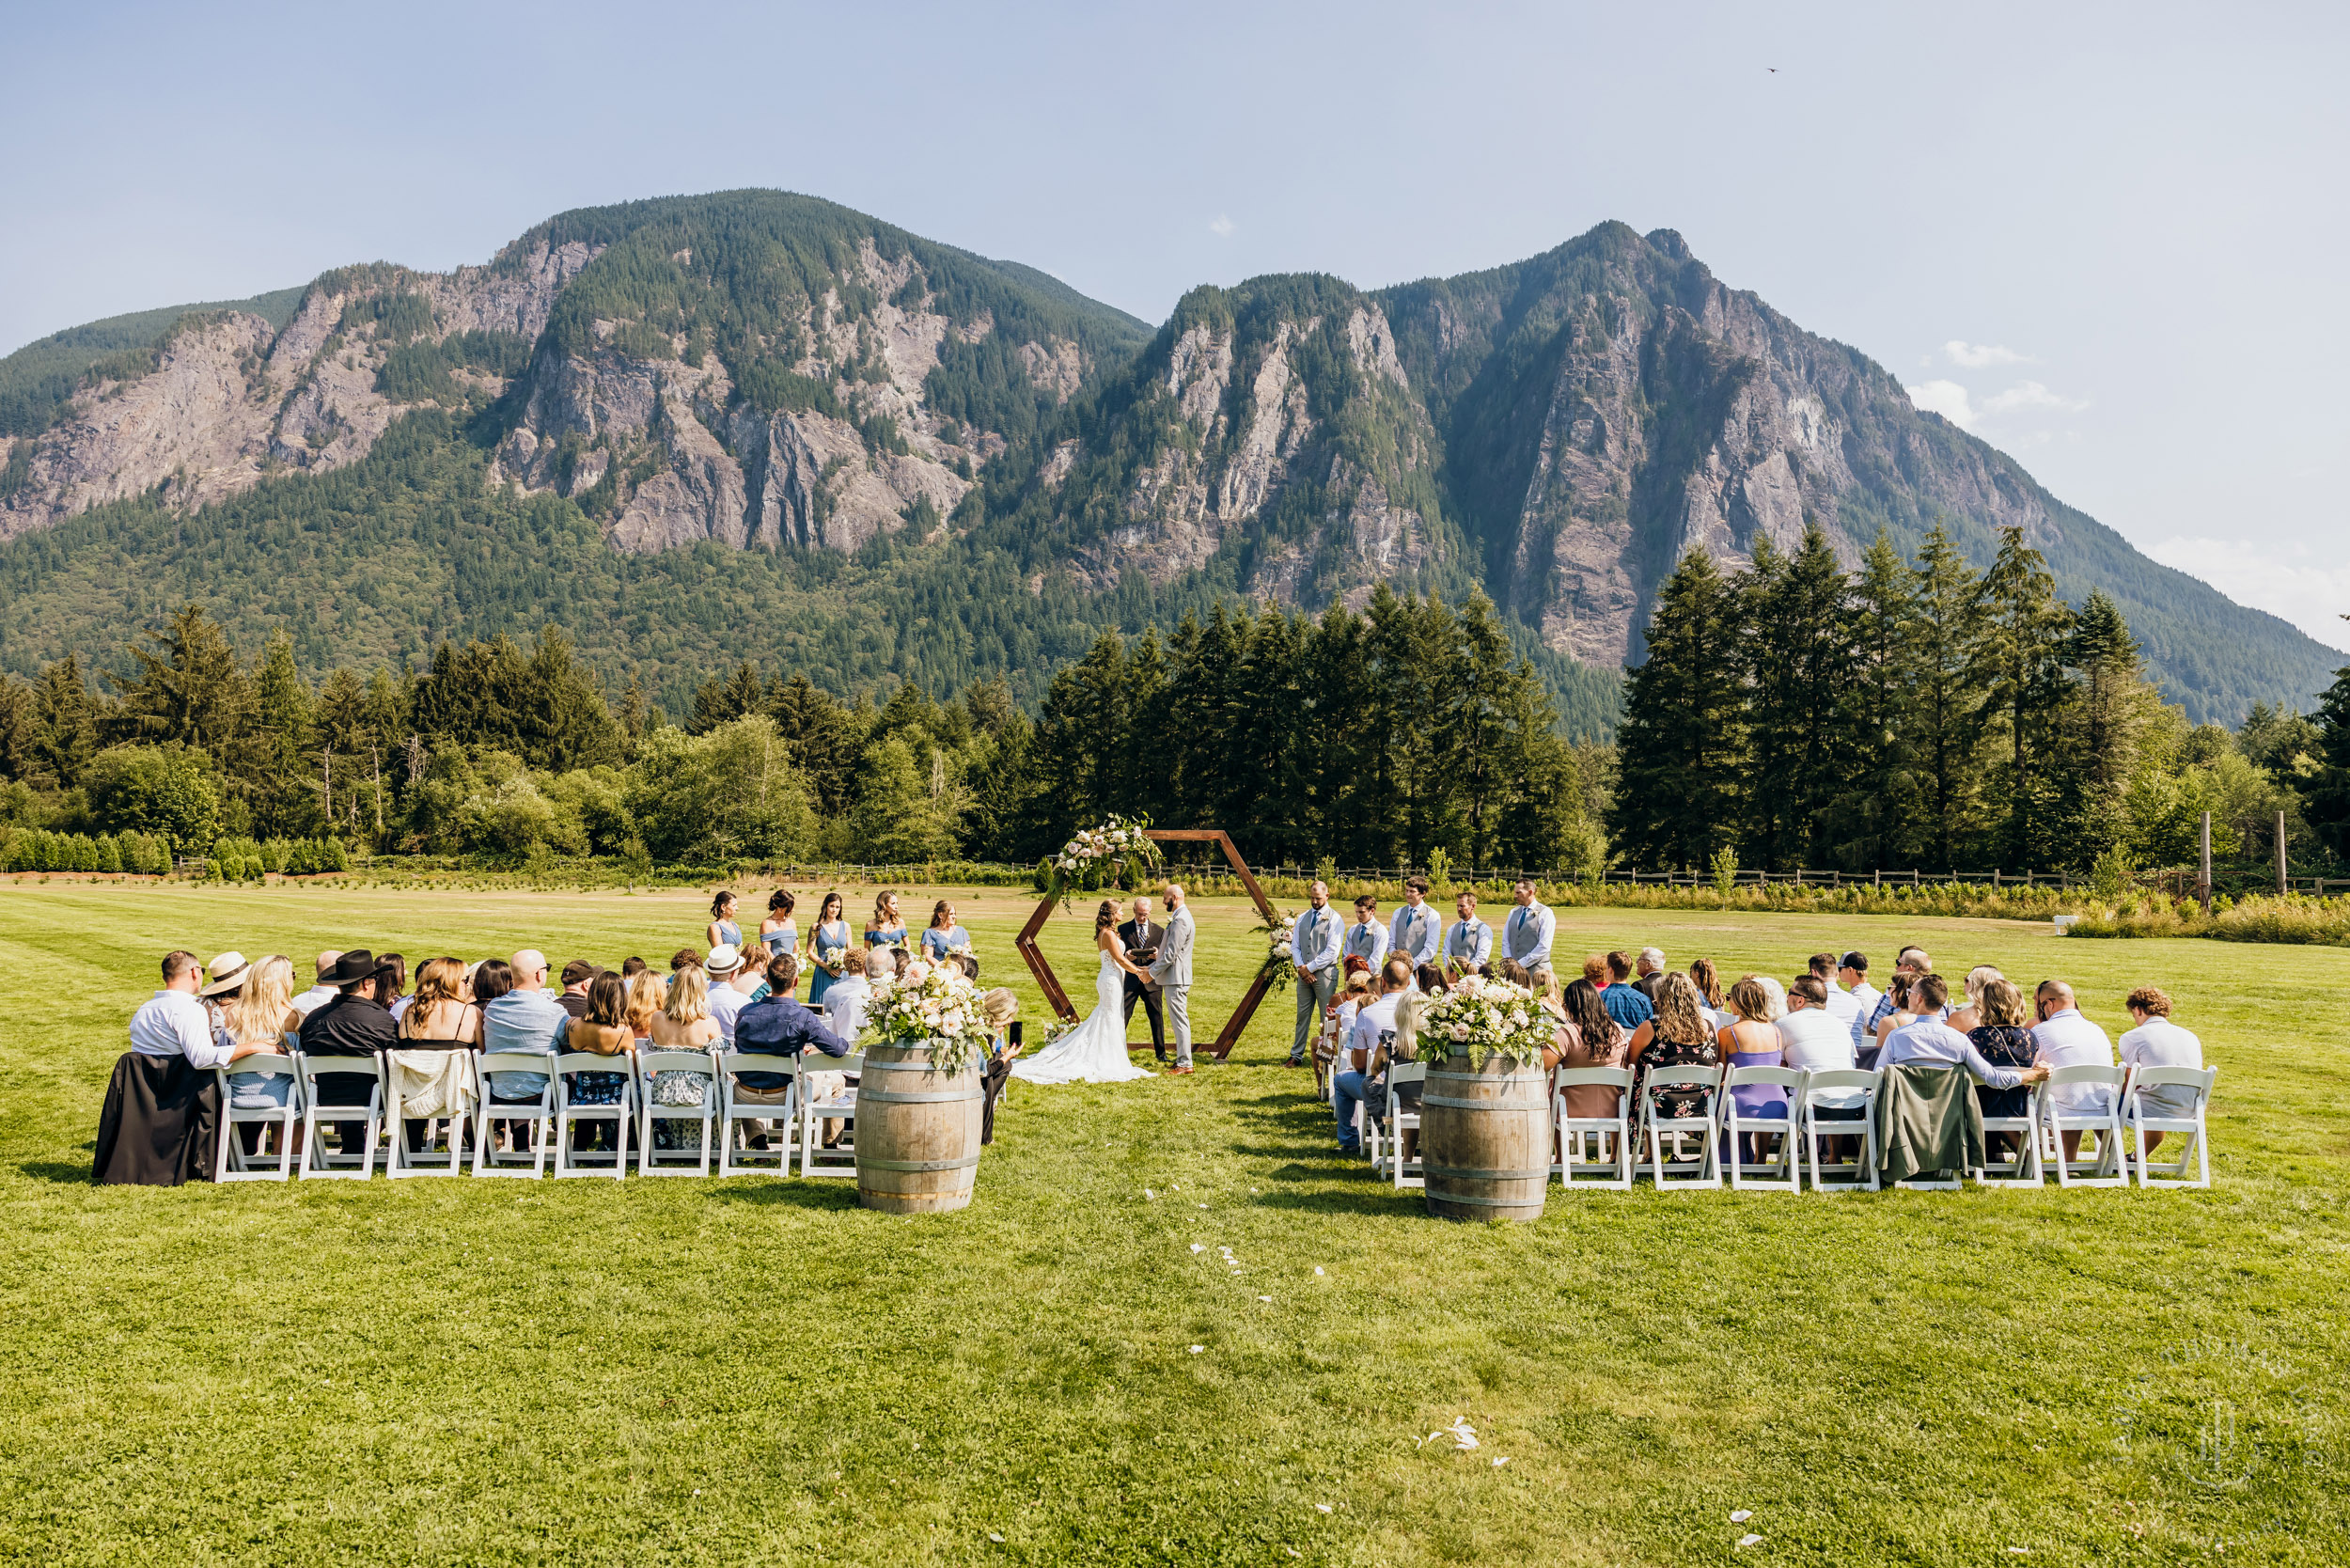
top-left (1445, 890), bottom-right (1493, 976)
top-left (1388, 877), bottom-right (1440, 969)
top-left (1502, 880), bottom-right (1555, 977)
top-left (1342, 895), bottom-right (1389, 969)
top-left (1287, 880), bottom-right (1341, 1067)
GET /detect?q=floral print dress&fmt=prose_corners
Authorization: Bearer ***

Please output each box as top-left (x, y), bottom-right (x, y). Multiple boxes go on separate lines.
top-left (1639, 1031), bottom-right (1721, 1120)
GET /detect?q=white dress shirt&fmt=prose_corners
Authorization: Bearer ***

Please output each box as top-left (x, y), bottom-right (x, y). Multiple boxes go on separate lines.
top-left (2119, 1015), bottom-right (2204, 1117)
top-left (1347, 992), bottom-right (1403, 1062)
top-left (291, 985), bottom-right (337, 1018)
top-left (129, 989), bottom-right (239, 1069)
top-left (1446, 918), bottom-right (1493, 966)
top-left (1502, 902), bottom-right (1555, 971)
top-left (1845, 980), bottom-right (1882, 1048)
top-left (1293, 905), bottom-right (1342, 976)
top-left (1342, 917), bottom-right (1389, 969)
top-left (1388, 902), bottom-right (1440, 967)
top-left (823, 976), bottom-right (873, 1040)
top-left (1821, 983), bottom-right (1860, 1033)
top-left (2031, 1007), bottom-right (2116, 1113)
top-left (1881, 1018), bottom-right (2035, 1089)
top-left (1778, 1006), bottom-right (1861, 1107)
top-left (707, 982), bottom-right (751, 1044)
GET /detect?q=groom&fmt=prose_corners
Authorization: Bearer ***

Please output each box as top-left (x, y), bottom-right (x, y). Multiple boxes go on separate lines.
top-left (1147, 883), bottom-right (1196, 1074)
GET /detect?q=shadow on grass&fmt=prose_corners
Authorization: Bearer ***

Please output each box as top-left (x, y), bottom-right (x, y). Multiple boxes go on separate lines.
top-left (1250, 1184), bottom-right (1429, 1217)
top-left (704, 1180), bottom-right (865, 1212)
top-left (15, 1161), bottom-right (94, 1184)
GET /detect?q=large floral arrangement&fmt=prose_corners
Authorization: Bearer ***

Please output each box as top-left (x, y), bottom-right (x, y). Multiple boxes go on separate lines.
top-left (1040, 814), bottom-right (1165, 909)
top-left (861, 955), bottom-right (991, 1074)
top-left (1253, 908), bottom-right (1299, 994)
top-left (1418, 973), bottom-right (1552, 1071)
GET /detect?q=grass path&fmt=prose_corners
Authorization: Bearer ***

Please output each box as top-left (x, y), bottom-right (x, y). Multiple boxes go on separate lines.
top-left (1, 883), bottom-right (2343, 1565)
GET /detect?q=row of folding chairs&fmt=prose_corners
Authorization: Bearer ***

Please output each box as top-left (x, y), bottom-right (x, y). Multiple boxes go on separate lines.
top-left (213, 1043), bottom-right (865, 1182)
top-left (1355, 1059), bottom-right (2217, 1192)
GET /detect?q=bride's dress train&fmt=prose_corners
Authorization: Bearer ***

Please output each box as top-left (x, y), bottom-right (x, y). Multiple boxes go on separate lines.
top-left (1010, 949), bottom-right (1155, 1085)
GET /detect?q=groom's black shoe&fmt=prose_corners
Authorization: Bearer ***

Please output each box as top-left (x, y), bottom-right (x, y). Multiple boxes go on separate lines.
top-left (1154, 1047), bottom-right (1167, 1062)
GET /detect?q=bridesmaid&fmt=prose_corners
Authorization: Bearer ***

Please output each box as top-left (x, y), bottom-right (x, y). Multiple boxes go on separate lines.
top-left (759, 889), bottom-right (799, 958)
top-left (865, 890), bottom-right (908, 958)
top-left (921, 899), bottom-right (971, 963)
top-left (706, 891), bottom-right (743, 955)
top-left (807, 892), bottom-right (851, 1008)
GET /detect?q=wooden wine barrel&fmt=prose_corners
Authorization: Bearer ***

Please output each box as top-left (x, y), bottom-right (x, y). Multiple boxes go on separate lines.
top-left (854, 1042), bottom-right (984, 1214)
top-left (1421, 1054), bottom-right (1552, 1222)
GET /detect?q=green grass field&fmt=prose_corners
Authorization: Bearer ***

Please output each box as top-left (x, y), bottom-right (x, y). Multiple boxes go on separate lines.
top-left (2, 883), bottom-right (2342, 1566)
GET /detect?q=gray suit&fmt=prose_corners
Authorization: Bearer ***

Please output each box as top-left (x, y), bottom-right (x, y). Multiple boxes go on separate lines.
top-left (1148, 906), bottom-right (1196, 1068)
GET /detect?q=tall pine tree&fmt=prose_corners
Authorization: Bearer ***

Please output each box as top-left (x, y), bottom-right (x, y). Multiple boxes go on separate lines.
top-left (1972, 525), bottom-right (2074, 870)
top-left (1609, 549), bottom-right (1745, 870)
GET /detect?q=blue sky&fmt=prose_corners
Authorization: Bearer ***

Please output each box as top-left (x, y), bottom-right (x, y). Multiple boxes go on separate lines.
top-left (5, 0), bottom-right (2344, 649)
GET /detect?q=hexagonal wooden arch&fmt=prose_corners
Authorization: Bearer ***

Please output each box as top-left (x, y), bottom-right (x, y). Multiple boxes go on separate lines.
top-left (1015, 828), bottom-right (1281, 1061)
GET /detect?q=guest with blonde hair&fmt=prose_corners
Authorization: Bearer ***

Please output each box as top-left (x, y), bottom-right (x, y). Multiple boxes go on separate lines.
top-left (220, 954), bottom-right (303, 1157)
top-left (646, 964), bottom-right (720, 1149)
top-left (1967, 977), bottom-right (2039, 1152)
top-left (1949, 964), bottom-right (2004, 1032)
top-left (624, 969), bottom-right (666, 1043)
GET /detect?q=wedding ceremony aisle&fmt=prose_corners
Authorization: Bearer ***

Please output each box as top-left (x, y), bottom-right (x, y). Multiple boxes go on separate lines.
top-left (2, 881), bottom-right (2342, 1563)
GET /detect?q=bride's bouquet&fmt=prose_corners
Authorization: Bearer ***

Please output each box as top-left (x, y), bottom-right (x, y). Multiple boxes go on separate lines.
top-left (861, 955), bottom-right (991, 1074)
top-left (1418, 973), bottom-right (1552, 1071)
top-left (1038, 813), bottom-right (1164, 909)
top-left (1253, 909), bottom-right (1300, 994)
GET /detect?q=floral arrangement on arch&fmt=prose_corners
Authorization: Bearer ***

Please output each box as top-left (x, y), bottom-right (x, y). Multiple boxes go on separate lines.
top-left (1252, 908), bottom-right (1300, 994)
top-left (862, 955), bottom-right (991, 1075)
top-left (1040, 814), bottom-right (1165, 909)
top-left (1418, 973), bottom-right (1552, 1071)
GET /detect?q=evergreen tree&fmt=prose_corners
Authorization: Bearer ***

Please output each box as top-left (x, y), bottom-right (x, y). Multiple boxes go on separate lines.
top-left (2050, 590), bottom-right (2151, 865)
top-left (1608, 550), bottom-right (1745, 870)
top-left (244, 631), bottom-right (321, 840)
top-left (1824, 531), bottom-right (1920, 869)
top-left (2305, 639), bottom-right (2350, 863)
top-left (1972, 525), bottom-right (2075, 870)
top-left (32, 654), bottom-right (96, 791)
top-left (690, 662), bottom-right (768, 734)
top-left (1906, 525), bottom-right (1988, 870)
top-left (114, 604), bottom-right (250, 760)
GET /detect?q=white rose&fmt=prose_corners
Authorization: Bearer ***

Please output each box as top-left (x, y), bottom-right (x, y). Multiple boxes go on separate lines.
top-left (1449, 1022), bottom-right (1470, 1041)
top-left (906, 961), bottom-right (931, 983)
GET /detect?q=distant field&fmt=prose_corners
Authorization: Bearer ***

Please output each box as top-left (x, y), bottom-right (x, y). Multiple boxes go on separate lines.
top-left (2, 884), bottom-right (2343, 1565)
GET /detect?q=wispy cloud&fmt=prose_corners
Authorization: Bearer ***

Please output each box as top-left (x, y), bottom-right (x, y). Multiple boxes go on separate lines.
top-left (1945, 339), bottom-right (2033, 368)
top-left (2146, 536), bottom-right (2350, 654)
top-left (1980, 380), bottom-right (2090, 416)
top-left (1208, 214), bottom-right (1235, 239)
top-left (1905, 379), bottom-right (1977, 429)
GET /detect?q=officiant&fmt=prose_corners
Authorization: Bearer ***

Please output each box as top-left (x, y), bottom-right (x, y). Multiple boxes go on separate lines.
top-left (1118, 896), bottom-right (1167, 1061)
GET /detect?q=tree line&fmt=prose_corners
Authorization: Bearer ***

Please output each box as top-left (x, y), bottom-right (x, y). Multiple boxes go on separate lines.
top-left (1609, 522), bottom-right (2345, 877)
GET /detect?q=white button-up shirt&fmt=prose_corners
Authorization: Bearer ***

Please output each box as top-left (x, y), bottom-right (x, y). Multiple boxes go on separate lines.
top-left (2031, 1007), bottom-right (2116, 1113)
top-left (1881, 1017), bottom-right (2033, 1089)
top-left (1292, 905), bottom-right (1342, 976)
top-left (1341, 917), bottom-right (1389, 968)
top-left (129, 989), bottom-right (238, 1068)
top-left (1502, 902), bottom-right (1555, 970)
top-left (2119, 1015), bottom-right (2204, 1116)
top-left (290, 984), bottom-right (337, 1018)
top-left (1388, 902), bottom-right (1440, 967)
top-left (1844, 980), bottom-right (1882, 1048)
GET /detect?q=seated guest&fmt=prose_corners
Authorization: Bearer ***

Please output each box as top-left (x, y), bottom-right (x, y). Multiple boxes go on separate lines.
top-left (481, 948), bottom-right (570, 1104)
top-left (1580, 953), bottom-right (1609, 990)
top-left (1688, 958), bottom-right (1727, 1033)
top-left (1754, 975), bottom-right (1789, 1024)
top-left (1869, 973), bottom-right (1921, 1066)
top-left (1882, 975), bottom-right (2050, 1091)
top-left (1838, 951), bottom-right (1880, 1047)
top-left (669, 948), bottom-right (703, 974)
top-left (1361, 984), bottom-right (1438, 1164)
top-left (1495, 958), bottom-right (1532, 988)
top-left (1317, 967), bottom-right (1374, 1090)
top-left (1716, 977), bottom-right (1787, 1158)
top-left (865, 946), bottom-right (899, 983)
top-left (977, 988), bottom-right (1023, 1144)
top-left (1554, 977), bottom-right (1628, 1158)
top-left (2119, 986), bottom-right (2205, 1145)
top-left (620, 956), bottom-right (649, 979)
top-left (1332, 957), bottom-right (1413, 1155)
top-left (1966, 978), bottom-right (2039, 1153)
top-left (1948, 964), bottom-right (2003, 1032)
top-left (301, 949), bottom-right (403, 1155)
top-left (563, 972), bottom-right (634, 1150)
top-left (1342, 894), bottom-right (1389, 969)
top-left (2031, 979), bottom-right (2118, 1161)
top-left (1779, 974), bottom-right (1865, 1135)
top-left (376, 953), bottom-right (409, 1023)
top-left (1602, 950), bottom-right (1654, 1032)
top-left (96, 950), bottom-right (274, 1184)
top-left (1625, 972), bottom-right (1717, 1123)
top-left (393, 955), bottom-right (481, 1155)
top-left (1636, 946), bottom-right (1667, 985)
top-left (920, 900), bottom-right (969, 963)
top-left (401, 958), bottom-right (483, 1047)
top-left (291, 951), bottom-right (341, 1017)
top-left (703, 946), bottom-right (753, 1042)
top-left (822, 948), bottom-right (875, 1040)
top-left (1862, 947), bottom-right (1930, 1039)
top-left (220, 954), bottom-right (303, 1154)
top-left (735, 952), bottom-right (854, 1147)
top-left (1809, 952), bottom-right (1861, 1036)
top-left (646, 964), bottom-right (721, 1148)
top-left (556, 959), bottom-right (597, 1020)
top-left (1413, 963), bottom-right (1447, 996)
top-left (624, 969), bottom-right (666, 1043)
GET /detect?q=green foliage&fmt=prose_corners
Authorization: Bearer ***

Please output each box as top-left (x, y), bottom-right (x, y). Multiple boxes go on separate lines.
top-left (374, 330), bottom-right (533, 405)
top-left (627, 715), bottom-right (816, 866)
top-left (83, 744), bottom-right (221, 852)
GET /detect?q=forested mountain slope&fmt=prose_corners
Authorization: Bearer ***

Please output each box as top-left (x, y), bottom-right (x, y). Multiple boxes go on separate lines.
top-left (0, 197), bottom-right (2331, 729)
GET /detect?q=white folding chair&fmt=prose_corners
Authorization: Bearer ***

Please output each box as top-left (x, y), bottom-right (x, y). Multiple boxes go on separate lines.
top-left (1882, 1061), bottom-right (1970, 1189)
top-left (214, 1045), bottom-right (302, 1182)
top-left (1720, 1065), bottom-right (1806, 1192)
top-left (799, 1052), bottom-right (863, 1178)
top-left (637, 1050), bottom-right (723, 1177)
top-left (296, 1052), bottom-right (384, 1180)
top-left (717, 1052), bottom-right (798, 1177)
top-left (1368, 1062), bottom-right (1426, 1188)
top-left (2123, 1066), bottom-right (2217, 1189)
top-left (1974, 1080), bottom-right (2044, 1188)
top-left (471, 1051), bottom-right (556, 1179)
top-left (1553, 1066), bottom-right (1634, 1189)
top-left (1799, 1069), bottom-right (1880, 1192)
top-left (384, 1046), bottom-right (477, 1179)
top-left (1636, 1067), bottom-right (1722, 1189)
top-left (553, 1054), bottom-right (634, 1179)
top-left (2042, 1064), bottom-right (2131, 1188)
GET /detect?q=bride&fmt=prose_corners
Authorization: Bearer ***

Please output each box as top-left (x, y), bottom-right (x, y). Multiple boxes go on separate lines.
top-left (1010, 900), bottom-right (1158, 1085)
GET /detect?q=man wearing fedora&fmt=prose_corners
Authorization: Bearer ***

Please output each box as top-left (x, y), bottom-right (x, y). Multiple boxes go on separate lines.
top-left (300, 948), bottom-right (400, 1156)
top-left (703, 945), bottom-right (754, 1043)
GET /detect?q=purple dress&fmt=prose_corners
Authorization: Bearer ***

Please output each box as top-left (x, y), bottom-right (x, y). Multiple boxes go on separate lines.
top-left (1728, 1048), bottom-right (1788, 1119)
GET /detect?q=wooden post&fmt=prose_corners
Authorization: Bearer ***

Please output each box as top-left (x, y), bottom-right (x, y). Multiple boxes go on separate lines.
top-left (2199, 811), bottom-right (2213, 914)
top-left (2277, 809), bottom-right (2288, 896)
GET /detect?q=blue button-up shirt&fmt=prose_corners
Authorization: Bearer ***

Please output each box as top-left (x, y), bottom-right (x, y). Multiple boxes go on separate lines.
top-left (1602, 981), bottom-right (1653, 1032)
top-left (731, 995), bottom-right (851, 1090)
top-left (483, 989), bottom-right (571, 1096)
top-left (1293, 905), bottom-right (1341, 975)
top-left (1388, 902), bottom-right (1439, 967)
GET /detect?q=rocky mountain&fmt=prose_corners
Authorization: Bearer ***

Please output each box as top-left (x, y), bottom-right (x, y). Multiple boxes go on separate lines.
top-left (0, 194), bottom-right (2333, 726)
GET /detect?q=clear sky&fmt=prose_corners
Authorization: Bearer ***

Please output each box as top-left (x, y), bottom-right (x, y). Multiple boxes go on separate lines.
top-left (5, 0), bottom-right (2343, 650)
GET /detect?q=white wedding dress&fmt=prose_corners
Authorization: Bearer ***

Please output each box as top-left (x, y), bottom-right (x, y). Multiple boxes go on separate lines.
top-left (1010, 944), bottom-right (1156, 1085)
